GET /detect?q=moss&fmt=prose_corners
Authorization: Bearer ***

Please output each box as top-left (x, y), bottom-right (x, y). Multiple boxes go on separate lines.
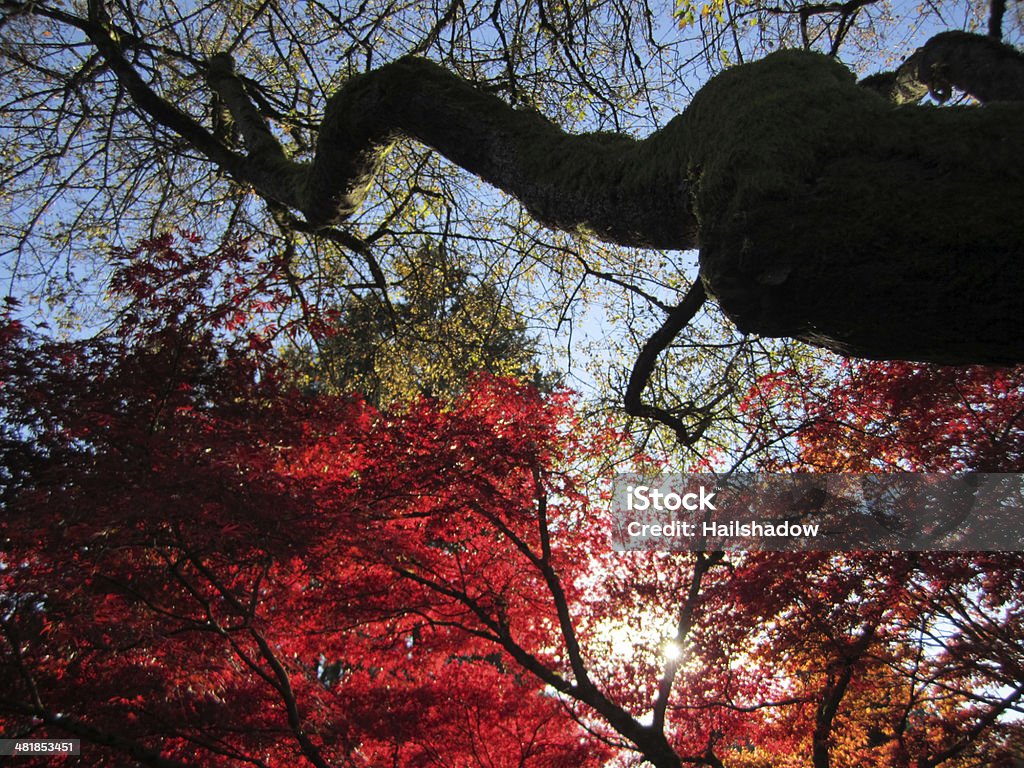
top-left (675, 48), bottom-right (1024, 363)
top-left (302, 47), bottom-right (1022, 361)
top-left (680, 50), bottom-right (881, 236)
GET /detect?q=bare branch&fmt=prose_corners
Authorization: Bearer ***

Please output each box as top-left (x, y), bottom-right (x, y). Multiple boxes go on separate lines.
top-left (624, 282), bottom-right (710, 446)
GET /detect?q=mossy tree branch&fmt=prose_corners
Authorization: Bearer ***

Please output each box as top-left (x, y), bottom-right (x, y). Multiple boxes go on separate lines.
top-left (206, 54), bottom-right (697, 249)
top-left (80, 14), bottom-right (1024, 366)
top-left (860, 30), bottom-right (1024, 104)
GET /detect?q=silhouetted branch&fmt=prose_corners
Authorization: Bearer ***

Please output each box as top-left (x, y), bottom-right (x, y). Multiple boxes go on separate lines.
top-left (861, 30), bottom-right (1024, 103)
top-left (624, 281), bottom-right (709, 446)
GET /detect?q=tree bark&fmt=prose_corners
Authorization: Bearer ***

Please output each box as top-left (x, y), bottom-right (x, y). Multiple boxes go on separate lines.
top-left (209, 37), bottom-right (1024, 364)
top-left (865, 31), bottom-right (1024, 105)
top-left (684, 49), bottom-right (1024, 364)
top-left (924, 29), bottom-right (1024, 100)
top-left (208, 54), bottom-right (695, 250)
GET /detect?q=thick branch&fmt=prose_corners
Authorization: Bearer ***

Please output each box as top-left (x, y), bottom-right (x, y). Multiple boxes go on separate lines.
top-left (989, 0), bottom-right (1007, 40)
top-left (905, 31), bottom-right (1024, 102)
top-left (692, 47), bottom-right (1024, 364)
top-left (205, 53), bottom-right (305, 211)
top-left (79, 1), bottom-right (240, 171)
top-left (208, 53), bottom-right (696, 248)
top-left (206, 54), bottom-right (288, 160)
top-left (861, 31), bottom-right (1024, 104)
top-left (27, 1), bottom-right (1024, 364)
top-left (812, 624), bottom-right (877, 768)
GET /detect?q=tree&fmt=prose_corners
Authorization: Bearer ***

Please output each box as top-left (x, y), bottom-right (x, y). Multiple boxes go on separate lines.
top-left (730, 359), bottom-right (1024, 767)
top-left (205, 31), bottom-right (1024, 366)
top-left (0, 236), bottom-right (615, 767)
top-left (738, 359), bottom-right (1024, 472)
top-left (3, 3), bottom-right (1024, 764)
top-left (1, 0), bottom-right (1022, 446)
top-left (287, 241), bottom-right (554, 407)
top-left (3, 236), bottom-right (1024, 768)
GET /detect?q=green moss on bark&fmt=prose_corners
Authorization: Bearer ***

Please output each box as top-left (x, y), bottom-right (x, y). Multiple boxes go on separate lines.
top-left (682, 49), bottom-right (1024, 364)
top-left (216, 43), bottom-right (1023, 364)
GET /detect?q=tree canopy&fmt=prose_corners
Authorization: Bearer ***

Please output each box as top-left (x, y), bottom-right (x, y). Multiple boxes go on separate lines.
top-left (3, 2), bottom-right (1024, 767)
top-left (2, 0), bottom-right (1023, 435)
top-left (285, 241), bottom-right (554, 406)
top-left (2, 235), bottom-right (1024, 767)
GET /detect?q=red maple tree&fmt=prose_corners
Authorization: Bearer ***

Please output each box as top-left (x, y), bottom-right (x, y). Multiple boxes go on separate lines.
top-left (739, 359), bottom-right (1024, 473)
top-left (1, 236), bottom-right (621, 767)
top-left (2, 237), bottom-right (1023, 767)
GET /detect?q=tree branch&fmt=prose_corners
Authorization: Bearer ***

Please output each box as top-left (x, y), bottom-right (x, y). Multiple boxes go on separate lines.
top-left (988, 0), bottom-right (1006, 40)
top-left (207, 52), bottom-right (696, 248)
top-left (624, 282), bottom-right (709, 446)
top-left (812, 622), bottom-right (878, 768)
top-left (861, 30), bottom-right (1024, 104)
top-left (652, 551), bottom-right (724, 731)
top-left (2, 704), bottom-right (187, 768)
top-left (922, 678), bottom-right (1024, 768)
top-left (77, 0), bottom-right (241, 170)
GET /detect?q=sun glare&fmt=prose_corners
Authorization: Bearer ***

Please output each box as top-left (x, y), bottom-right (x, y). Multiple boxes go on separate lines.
top-left (663, 640), bottom-right (683, 662)
top-left (587, 614), bottom-right (678, 667)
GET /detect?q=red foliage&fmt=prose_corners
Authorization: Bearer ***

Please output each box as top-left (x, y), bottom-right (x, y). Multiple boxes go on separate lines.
top-left (724, 359), bottom-right (1024, 766)
top-left (0, 237), bottom-right (611, 767)
top-left (3, 238), bottom-right (1024, 768)
top-left (796, 361), bottom-right (1024, 472)
top-left (0, 330), bottom-right (609, 768)
top-left (740, 360), bottom-right (1024, 472)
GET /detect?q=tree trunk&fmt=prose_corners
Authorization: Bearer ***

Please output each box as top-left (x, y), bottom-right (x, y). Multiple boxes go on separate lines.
top-left (683, 50), bottom-right (1024, 364)
top-left (209, 41), bottom-right (1024, 364)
